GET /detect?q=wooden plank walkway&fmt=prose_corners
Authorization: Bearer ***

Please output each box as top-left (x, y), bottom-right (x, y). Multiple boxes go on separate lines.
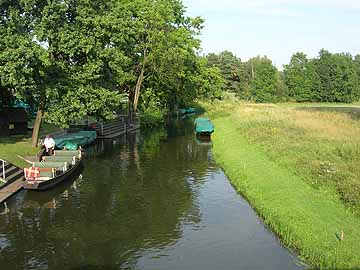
top-left (97, 123), bottom-right (140, 139)
top-left (0, 178), bottom-right (23, 204)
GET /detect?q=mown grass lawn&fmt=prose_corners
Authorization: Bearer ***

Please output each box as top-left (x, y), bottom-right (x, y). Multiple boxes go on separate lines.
top-left (204, 100), bottom-right (360, 269)
top-left (0, 122), bottom-right (62, 168)
top-left (207, 100), bottom-right (360, 214)
top-left (0, 135), bottom-right (39, 168)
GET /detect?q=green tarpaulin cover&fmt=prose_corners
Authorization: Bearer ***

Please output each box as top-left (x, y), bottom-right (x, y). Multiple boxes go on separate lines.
top-left (186, 108), bottom-right (197, 114)
top-left (54, 130), bottom-right (97, 149)
top-left (63, 141), bottom-right (78, 150)
top-left (178, 107), bottom-right (198, 115)
top-left (194, 117), bottom-right (214, 134)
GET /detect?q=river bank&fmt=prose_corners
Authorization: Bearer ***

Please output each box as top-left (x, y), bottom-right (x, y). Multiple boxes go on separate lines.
top-left (0, 122), bottom-right (63, 169)
top-left (205, 100), bottom-right (360, 269)
top-left (0, 137), bottom-right (38, 169)
top-left (0, 119), bottom-right (303, 270)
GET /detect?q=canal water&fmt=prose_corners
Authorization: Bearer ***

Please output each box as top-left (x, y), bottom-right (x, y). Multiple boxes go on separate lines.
top-left (0, 117), bottom-right (303, 270)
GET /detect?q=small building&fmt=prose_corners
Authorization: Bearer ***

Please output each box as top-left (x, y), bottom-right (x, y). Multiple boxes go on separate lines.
top-left (0, 108), bottom-right (28, 136)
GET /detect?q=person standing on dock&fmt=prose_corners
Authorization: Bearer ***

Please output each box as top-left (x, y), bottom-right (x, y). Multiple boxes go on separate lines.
top-left (44, 135), bottom-right (55, 156)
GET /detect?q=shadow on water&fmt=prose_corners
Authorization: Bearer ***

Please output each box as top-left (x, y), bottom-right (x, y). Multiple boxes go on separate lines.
top-left (296, 105), bottom-right (360, 120)
top-left (23, 166), bottom-right (84, 208)
top-left (0, 116), bottom-right (304, 270)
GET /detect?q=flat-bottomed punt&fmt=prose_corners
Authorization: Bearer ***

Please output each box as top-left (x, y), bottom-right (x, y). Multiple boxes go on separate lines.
top-left (54, 130), bottom-right (97, 150)
top-left (23, 150), bottom-right (83, 191)
top-left (194, 117), bottom-right (215, 136)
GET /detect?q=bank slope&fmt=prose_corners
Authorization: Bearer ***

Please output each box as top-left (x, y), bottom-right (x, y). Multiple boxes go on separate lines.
top-left (212, 116), bottom-right (360, 269)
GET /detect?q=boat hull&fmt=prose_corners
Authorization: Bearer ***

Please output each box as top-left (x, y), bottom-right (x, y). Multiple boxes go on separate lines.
top-left (23, 160), bottom-right (84, 191)
top-left (54, 131), bottom-right (97, 150)
top-left (194, 117), bottom-right (215, 135)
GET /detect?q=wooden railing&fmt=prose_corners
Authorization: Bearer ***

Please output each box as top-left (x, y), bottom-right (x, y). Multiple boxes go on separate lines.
top-left (95, 115), bottom-right (140, 138)
top-left (0, 159), bottom-right (6, 181)
top-left (38, 115), bottom-right (140, 141)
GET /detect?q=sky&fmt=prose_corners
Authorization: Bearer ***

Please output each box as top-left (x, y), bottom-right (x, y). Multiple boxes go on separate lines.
top-left (182, 0), bottom-right (360, 68)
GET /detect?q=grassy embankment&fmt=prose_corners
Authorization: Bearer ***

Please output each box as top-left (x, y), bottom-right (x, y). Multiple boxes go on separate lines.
top-left (0, 123), bottom-right (61, 168)
top-left (204, 100), bottom-right (360, 269)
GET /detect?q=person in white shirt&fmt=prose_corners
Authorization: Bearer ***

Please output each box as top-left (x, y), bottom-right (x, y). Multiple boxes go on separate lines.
top-left (43, 135), bottom-right (55, 156)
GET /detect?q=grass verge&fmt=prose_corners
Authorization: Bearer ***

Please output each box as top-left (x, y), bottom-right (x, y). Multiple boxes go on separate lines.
top-left (0, 122), bottom-right (61, 168)
top-left (206, 102), bottom-right (360, 269)
top-left (0, 135), bottom-right (39, 168)
top-left (207, 100), bottom-right (360, 214)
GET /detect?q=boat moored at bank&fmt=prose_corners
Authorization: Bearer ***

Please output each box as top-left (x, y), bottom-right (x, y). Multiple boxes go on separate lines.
top-left (23, 150), bottom-right (83, 191)
top-left (194, 117), bottom-right (215, 136)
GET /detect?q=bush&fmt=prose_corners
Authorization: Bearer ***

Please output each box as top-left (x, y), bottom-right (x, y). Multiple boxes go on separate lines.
top-left (140, 99), bottom-right (167, 128)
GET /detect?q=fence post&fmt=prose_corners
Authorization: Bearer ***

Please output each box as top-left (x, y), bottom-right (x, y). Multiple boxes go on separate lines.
top-left (1, 159), bottom-right (6, 180)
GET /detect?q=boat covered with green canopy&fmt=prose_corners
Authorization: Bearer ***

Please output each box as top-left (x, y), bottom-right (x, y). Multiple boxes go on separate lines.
top-left (194, 117), bottom-right (214, 135)
top-left (54, 130), bottom-right (97, 150)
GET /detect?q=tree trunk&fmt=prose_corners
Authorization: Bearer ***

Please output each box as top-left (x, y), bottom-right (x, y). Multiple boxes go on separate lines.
top-left (31, 105), bottom-right (44, 147)
top-left (251, 61), bottom-right (254, 79)
top-left (133, 49), bottom-right (147, 112)
top-left (133, 67), bottom-right (145, 112)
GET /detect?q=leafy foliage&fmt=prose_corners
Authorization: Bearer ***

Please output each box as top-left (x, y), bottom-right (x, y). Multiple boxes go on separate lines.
top-left (206, 51), bottom-right (242, 93)
top-left (0, 0), bottom-right (223, 131)
top-left (206, 52), bottom-right (283, 102)
top-left (249, 56), bottom-right (283, 102)
top-left (208, 49), bottom-right (360, 104)
top-left (284, 50), bottom-right (360, 103)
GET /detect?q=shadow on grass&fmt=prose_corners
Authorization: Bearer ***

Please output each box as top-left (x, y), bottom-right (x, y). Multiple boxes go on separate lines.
top-left (0, 132), bottom-right (32, 144)
top-left (296, 106), bottom-right (360, 120)
top-left (0, 122), bottom-right (62, 144)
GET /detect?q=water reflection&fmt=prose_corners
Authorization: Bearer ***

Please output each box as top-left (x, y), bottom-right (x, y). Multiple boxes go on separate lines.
top-left (0, 117), bottom-right (302, 270)
top-left (23, 169), bottom-right (83, 209)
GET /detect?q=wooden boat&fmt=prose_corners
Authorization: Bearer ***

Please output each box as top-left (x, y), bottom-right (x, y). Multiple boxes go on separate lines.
top-left (23, 150), bottom-right (83, 191)
top-left (195, 133), bottom-right (212, 145)
top-left (54, 130), bottom-right (97, 150)
top-left (178, 107), bottom-right (199, 116)
top-left (194, 117), bottom-right (215, 136)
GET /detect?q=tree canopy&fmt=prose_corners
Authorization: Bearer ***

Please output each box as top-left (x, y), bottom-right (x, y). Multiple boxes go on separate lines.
top-left (207, 49), bottom-right (360, 104)
top-left (284, 50), bottom-right (360, 103)
top-left (2, 0), bottom-right (360, 145)
top-left (0, 0), bottom-right (223, 144)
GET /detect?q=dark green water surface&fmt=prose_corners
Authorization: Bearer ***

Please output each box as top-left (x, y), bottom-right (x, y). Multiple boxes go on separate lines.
top-left (0, 118), bottom-right (303, 270)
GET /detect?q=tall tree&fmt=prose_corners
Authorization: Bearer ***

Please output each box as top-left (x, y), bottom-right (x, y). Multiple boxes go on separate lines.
top-left (206, 51), bottom-right (242, 94)
top-left (249, 56), bottom-right (281, 103)
top-left (111, 0), bottom-right (203, 113)
top-left (0, 0), bottom-right (125, 146)
top-left (315, 50), bottom-right (359, 102)
top-left (284, 52), bottom-right (309, 101)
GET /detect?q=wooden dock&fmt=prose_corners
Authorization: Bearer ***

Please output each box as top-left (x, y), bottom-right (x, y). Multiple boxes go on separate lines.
top-left (0, 178), bottom-right (23, 204)
top-left (39, 114), bottom-right (140, 141)
top-left (96, 115), bottom-right (140, 139)
top-left (0, 161), bottom-right (24, 204)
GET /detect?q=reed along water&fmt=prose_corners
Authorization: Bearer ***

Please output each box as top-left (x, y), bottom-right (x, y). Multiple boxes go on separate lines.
top-left (0, 117), bottom-right (304, 270)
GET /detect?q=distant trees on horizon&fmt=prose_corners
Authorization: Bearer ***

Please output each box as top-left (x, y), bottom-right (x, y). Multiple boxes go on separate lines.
top-left (206, 49), bottom-right (360, 103)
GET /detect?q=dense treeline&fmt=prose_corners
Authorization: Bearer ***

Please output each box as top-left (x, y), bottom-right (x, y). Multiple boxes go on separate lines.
top-left (206, 51), bottom-right (284, 102)
top-left (1, 0), bottom-right (360, 147)
top-left (0, 0), bottom-right (222, 145)
top-left (206, 50), bottom-right (360, 103)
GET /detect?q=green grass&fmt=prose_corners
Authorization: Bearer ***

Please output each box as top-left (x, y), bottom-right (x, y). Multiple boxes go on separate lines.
top-left (205, 100), bottom-right (360, 269)
top-left (0, 122), bottom-right (61, 168)
top-left (212, 116), bottom-right (360, 269)
top-left (0, 134), bottom-right (39, 168)
top-left (206, 100), bottom-right (360, 214)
